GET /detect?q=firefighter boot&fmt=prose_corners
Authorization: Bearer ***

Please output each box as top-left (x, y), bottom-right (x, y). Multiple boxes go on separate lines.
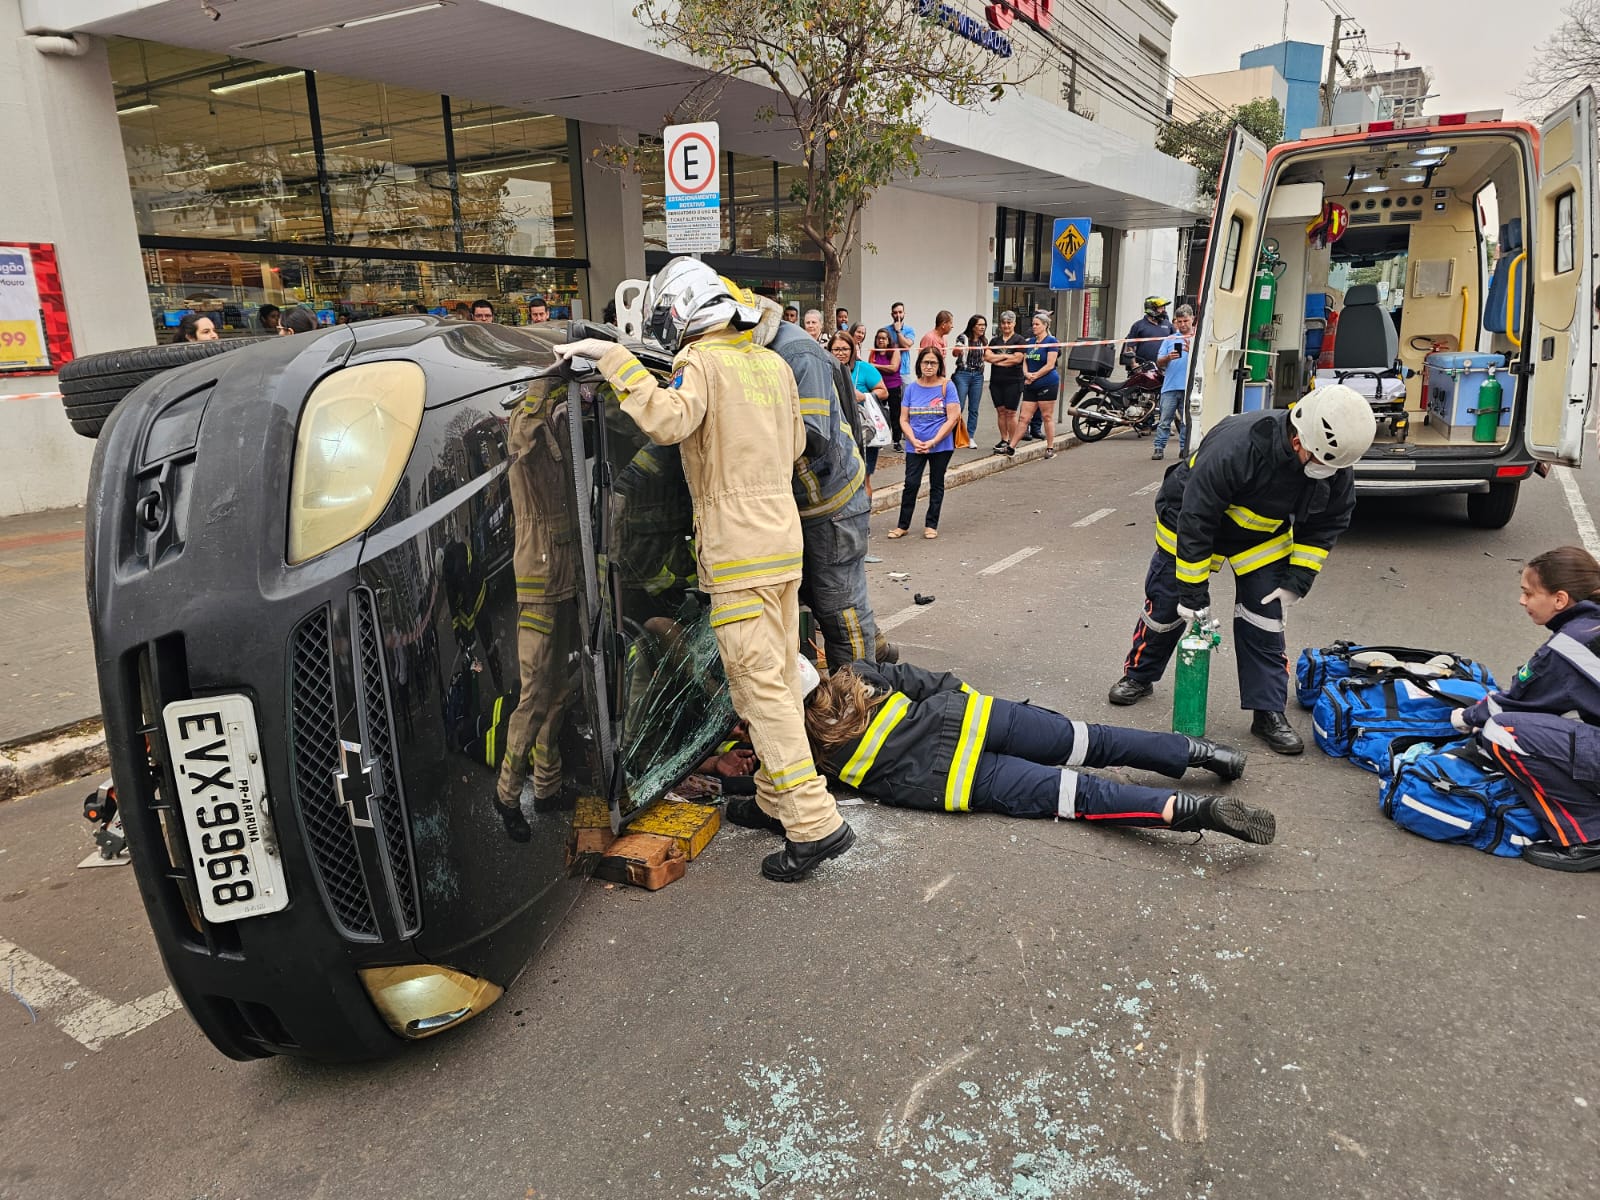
top-left (760, 821), bottom-right (856, 882)
top-left (724, 795), bottom-right (786, 836)
top-left (1250, 710), bottom-right (1305, 756)
top-left (1183, 736), bottom-right (1247, 782)
top-left (1108, 676), bottom-right (1154, 706)
top-left (1168, 794), bottom-right (1276, 844)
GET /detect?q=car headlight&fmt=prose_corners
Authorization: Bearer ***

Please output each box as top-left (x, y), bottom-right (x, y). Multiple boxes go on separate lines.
top-left (288, 361), bottom-right (426, 564)
top-left (359, 964), bottom-right (503, 1038)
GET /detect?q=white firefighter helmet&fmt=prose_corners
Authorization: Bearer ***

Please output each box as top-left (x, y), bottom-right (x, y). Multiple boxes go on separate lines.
top-left (641, 257), bottom-right (760, 353)
top-left (1290, 384), bottom-right (1377, 472)
top-left (795, 653), bottom-right (821, 698)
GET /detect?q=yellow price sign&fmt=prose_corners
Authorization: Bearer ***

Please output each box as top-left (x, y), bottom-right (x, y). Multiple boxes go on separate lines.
top-left (0, 319), bottom-right (46, 368)
top-left (1053, 223), bottom-right (1085, 262)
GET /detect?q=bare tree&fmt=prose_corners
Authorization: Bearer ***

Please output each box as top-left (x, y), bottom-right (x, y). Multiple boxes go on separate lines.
top-left (1519, 0), bottom-right (1600, 111)
top-left (631, 0), bottom-right (1027, 313)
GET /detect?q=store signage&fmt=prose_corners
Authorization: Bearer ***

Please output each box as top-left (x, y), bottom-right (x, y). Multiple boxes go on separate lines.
top-left (0, 246), bottom-right (50, 370)
top-left (663, 121), bottom-right (721, 255)
top-left (986, 0), bottom-right (1054, 32)
top-left (1050, 218), bottom-right (1091, 291)
top-left (920, 0), bottom-right (1013, 56)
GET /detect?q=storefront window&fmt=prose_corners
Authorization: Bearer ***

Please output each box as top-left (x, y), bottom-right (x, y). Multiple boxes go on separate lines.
top-left (452, 106), bottom-right (576, 259)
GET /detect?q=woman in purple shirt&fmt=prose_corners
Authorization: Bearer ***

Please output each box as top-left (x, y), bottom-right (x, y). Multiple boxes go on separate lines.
top-left (869, 328), bottom-right (904, 453)
top-left (887, 346), bottom-right (962, 540)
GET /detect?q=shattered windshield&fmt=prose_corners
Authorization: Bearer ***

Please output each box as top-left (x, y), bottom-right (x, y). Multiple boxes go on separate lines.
top-left (586, 375), bottom-right (733, 817)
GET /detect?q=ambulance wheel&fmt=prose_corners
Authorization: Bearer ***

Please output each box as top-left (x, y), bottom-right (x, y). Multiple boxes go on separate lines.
top-left (57, 337), bottom-right (271, 438)
top-left (1466, 481), bottom-right (1519, 529)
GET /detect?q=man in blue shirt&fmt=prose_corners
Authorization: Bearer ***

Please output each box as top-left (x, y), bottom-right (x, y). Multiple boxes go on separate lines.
top-left (881, 300), bottom-right (916, 351)
top-left (1151, 304), bottom-right (1194, 461)
top-left (1121, 295), bottom-right (1174, 373)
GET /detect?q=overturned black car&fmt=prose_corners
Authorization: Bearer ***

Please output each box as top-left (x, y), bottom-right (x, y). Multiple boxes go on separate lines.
top-left (82, 317), bottom-right (733, 1061)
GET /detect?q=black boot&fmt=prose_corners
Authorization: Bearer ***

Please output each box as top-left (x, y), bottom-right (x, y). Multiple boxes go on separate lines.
top-left (494, 801), bottom-right (531, 843)
top-left (1522, 840), bottom-right (1600, 872)
top-left (1183, 736), bottom-right (1247, 781)
top-left (1250, 710), bottom-right (1305, 755)
top-left (1108, 676), bottom-right (1153, 706)
top-left (760, 821), bottom-right (856, 881)
top-left (724, 794), bottom-right (785, 836)
top-left (1168, 794), bottom-right (1276, 844)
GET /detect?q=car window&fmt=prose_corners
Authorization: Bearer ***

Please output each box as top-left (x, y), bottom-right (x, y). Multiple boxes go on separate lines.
top-left (582, 372), bottom-right (733, 817)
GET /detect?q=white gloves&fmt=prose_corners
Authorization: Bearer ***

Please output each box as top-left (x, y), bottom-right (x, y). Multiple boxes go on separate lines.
top-left (1450, 708), bottom-right (1473, 734)
top-left (1176, 604), bottom-right (1211, 626)
top-left (1263, 587), bottom-right (1302, 609)
top-left (553, 337), bottom-right (619, 363)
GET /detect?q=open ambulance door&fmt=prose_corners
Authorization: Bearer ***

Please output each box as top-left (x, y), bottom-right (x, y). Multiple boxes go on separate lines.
top-left (1525, 87), bottom-right (1597, 467)
top-left (1187, 125), bottom-right (1269, 446)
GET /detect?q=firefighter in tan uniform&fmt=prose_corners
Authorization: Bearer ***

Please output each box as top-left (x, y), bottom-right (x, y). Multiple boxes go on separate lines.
top-left (493, 377), bottom-right (582, 841)
top-left (558, 257), bottom-right (855, 881)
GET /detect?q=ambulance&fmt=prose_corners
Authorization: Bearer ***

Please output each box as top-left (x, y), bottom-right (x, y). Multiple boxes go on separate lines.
top-left (1186, 90), bottom-right (1595, 528)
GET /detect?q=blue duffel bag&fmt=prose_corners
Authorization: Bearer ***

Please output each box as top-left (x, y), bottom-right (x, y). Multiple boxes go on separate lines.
top-left (1311, 674), bottom-right (1493, 773)
top-left (1295, 641), bottom-right (1497, 710)
top-left (1380, 738), bottom-right (1543, 857)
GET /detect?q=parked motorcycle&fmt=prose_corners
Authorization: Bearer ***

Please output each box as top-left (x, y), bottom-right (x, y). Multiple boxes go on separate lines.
top-left (1068, 359), bottom-right (1164, 443)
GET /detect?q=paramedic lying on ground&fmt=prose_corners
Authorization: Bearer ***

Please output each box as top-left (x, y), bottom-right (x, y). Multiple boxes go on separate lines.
top-left (725, 658), bottom-right (1276, 844)
top-left (1451, 546), bottom-right (1600, 873)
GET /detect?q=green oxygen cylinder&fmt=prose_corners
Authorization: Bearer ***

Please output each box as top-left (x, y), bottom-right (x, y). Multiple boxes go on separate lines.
top-left (1246, 239), bottom-right (1282, 384)
top-left (1472, 371), bottom-right (1504, 443)
top-left (1172, 617), bottom-right (1223, 737)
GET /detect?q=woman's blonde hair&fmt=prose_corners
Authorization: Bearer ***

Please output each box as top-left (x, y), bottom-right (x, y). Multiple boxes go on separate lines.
top-left (803, 665), bottom-right (886, 753)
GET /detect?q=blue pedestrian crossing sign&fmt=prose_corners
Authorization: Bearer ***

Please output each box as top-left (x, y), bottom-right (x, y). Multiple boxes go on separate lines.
top-left (1050, 218), bottom-right (1092, 291)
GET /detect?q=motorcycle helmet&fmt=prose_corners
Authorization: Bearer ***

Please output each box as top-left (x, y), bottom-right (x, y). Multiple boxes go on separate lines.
top-left (1289, 384), bottom-right (1377, 473)
top-left (1144, 295), bottom-right (1171, 318)
top-left (641, 257), bottom-right (761, 353)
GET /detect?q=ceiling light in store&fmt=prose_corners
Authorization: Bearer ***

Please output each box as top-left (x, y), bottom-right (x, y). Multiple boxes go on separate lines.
top-left (455, 114), bottom-right (562, 133)
top-left (1363, 184), bottom-right (1389, 192)
top-left (117, 95), bottom-right (158, 116)
top-left (460, 157), bottom-right (557, 177)
top-left (234, 2), bottom-right (452, 49)
top-left (210, 67), bottom-right (304, 95)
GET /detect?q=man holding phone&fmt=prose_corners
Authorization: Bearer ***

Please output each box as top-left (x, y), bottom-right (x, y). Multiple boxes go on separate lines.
top-left (1151, 304), bottom-right (1195, 461)
top-left (882, 301), bottom-right (916, 350)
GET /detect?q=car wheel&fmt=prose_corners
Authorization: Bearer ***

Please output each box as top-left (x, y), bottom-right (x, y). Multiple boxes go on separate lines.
top-left (1466, 480), bottom-right (1520, 529)
top-left (58, 338), bottom-right (272, 438)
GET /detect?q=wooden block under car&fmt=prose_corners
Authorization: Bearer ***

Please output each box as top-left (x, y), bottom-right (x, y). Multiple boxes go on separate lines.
top-left (626, 799), bottom-right (722, 860)
top-left (595, 833), bottom-right (686, 891)
top-left (571, 793), bottom-right (615, 856)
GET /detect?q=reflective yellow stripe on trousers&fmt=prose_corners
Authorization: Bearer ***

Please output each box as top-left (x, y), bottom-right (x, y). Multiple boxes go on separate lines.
top-left (944, 692), bottom-right (994, 812)
top-left (839, 694), bottom-right (912, 787)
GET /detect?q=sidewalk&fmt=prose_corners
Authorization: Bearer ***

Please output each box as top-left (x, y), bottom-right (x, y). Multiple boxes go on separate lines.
top-left (0, 426), bottom-right (1079, 799)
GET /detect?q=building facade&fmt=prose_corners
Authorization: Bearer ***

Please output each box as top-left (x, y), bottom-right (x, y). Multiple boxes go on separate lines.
top-left (3, 0), bottom-right (1201, 514)
top-left (1357, 65), bottom-right (1435, 120)
top-left (1238, 41), bottom-right (1322, 140)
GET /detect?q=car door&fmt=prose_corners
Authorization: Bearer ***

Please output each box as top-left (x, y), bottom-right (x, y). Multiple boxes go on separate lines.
top-left (1524, 87), bottom-right (1597, 467)
top-left (1188, 125), bottom-right (1270, 445)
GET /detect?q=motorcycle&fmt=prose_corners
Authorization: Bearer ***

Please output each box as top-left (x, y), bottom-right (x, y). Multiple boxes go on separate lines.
top-left (1068, 359), bottom-right (1164, 443)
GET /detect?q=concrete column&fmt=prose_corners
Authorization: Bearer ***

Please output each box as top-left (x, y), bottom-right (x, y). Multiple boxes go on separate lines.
top-left (576, 122), bottom-right (645, 321)
top-left (1, 1), bottom-right (150, 514)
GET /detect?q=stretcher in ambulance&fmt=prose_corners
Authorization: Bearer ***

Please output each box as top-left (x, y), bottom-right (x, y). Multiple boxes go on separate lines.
top-left (1184, 91), bottom-right (1597, 528)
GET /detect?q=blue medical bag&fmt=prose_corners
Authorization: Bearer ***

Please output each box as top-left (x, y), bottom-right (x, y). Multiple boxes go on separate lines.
top-left (1380, 738), bottom-right (1543, 857)
top-left (1312, 674), bottom-right (1493, 774)
top-left (1295, 641), bottom-right (1497, 710)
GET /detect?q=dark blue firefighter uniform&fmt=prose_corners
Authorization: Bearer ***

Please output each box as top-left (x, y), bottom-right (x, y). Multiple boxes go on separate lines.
top-left (1464, 600), bottom-right (1600, 846)
top-left (817, 662), bottom-right (1200, 822)
top-left (1122, 409), bottom-right (1356, 712)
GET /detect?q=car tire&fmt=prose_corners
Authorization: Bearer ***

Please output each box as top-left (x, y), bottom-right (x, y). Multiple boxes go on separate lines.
top-left (58, 338), bottom-right (272, 438)
top-left (1466, 480), bottom-right (1520, 529)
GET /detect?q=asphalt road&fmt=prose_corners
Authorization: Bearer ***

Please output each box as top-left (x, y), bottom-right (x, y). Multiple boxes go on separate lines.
top-left (3, 425), bottom-right (1599, 1200)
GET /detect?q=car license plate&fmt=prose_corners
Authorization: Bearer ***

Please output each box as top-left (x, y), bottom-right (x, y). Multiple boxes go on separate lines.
top-left (163, 694), bottom-right (289, 924)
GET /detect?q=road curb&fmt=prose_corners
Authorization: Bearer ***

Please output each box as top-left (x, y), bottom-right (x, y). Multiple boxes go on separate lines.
top-left (0, 718), bottom-right (108, 803)
top-left (869, 430), bottom-right (1081, 515)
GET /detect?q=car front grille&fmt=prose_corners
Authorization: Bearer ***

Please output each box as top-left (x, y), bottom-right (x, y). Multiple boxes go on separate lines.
top-left (288, 607), bottom-right (379, 939)
top-left (352, 588), bottom-right (420, 935)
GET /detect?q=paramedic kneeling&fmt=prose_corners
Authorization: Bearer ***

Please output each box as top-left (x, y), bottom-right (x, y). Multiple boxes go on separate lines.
top-left (1453, 546), bottom-right (1600, 872)
top-left (1108, 385), bottom-right (1377, 755)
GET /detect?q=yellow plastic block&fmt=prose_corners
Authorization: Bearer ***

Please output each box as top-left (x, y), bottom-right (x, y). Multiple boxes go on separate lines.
top-left (626, 800), bottom-right (722, 860)
top-left (573, 792), bottom-right (610, 829)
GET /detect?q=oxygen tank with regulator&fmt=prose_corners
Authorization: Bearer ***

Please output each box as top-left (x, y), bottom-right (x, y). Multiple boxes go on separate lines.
top-left (1171, 612), bottom-right (1223, 737)
top-left (1247, 238), bottom-right (1284, 384)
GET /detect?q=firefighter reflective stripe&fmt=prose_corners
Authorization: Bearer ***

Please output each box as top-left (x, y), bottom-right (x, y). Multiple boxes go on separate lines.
top-left (1288, 543), bottom-right (1329, 572)
top-left (944, 692), bottom-right (994, 811)
top-left (1176, 556), bottom-right (1212, 585)
top-left (1155, 520), bottom-right (1178, 555)
top-left (453, 580), bottom-right (487, 630)
top-left (1225, 504), bottom-right (1283, 534)
top-left (614, 358), bottom-right (653, 396)
top-left (798, 397), bottom-right (833, 419)
top-left (839, 693), bottom-right (912, 786)
top-left (516, 574), bottom-right (549, 598)
top-left (717, 739), bottom-right (740, 754)
top-left (796, 456), bottom-right (867, 521)
top-left (841, 607), bottom-right (866, 660)
top-left (1157, 520), bottom-right (1226, 578)
top-left (1235, 604), bottom-right (1285, 633)
top-left (1548, 632), bottom-right (1600, 685)
top-left (767, 757), bottom-right (820, 792)
top-left (484, 695), bottom-right (506, 767)
top-left (959, 682), bottom-right (976, 695)
top-left (1142, 610), bottom-right (1185, 633)
top-left (709, 598), bottom-right (763, 627)
top-left (1228, 530), bottom-right (1294, 575)
top-left (706, 552), bottom-right (804, 585)
top-left (519, 609), bottom-right (554, 635)
top-left (795, 460), bottom-right (824, 505)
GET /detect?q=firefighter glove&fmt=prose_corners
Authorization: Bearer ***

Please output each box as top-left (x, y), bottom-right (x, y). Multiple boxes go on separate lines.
top-left (1263, 587), bottom-right (1302, 609)
top-left (1176, 602), bottom-right (1211, 627)
top-left (554, 337), bottom-right (620, 364)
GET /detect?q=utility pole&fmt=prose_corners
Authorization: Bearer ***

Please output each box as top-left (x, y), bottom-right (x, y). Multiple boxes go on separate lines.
top-left (1319, 14), bottom-right (1342, 125)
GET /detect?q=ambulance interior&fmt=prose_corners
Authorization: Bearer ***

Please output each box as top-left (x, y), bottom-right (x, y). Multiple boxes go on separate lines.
top-left (1257, 131), bottom-right (1528, 450)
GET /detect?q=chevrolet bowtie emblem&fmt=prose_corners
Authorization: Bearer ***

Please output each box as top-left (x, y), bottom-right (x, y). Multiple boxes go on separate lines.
top-left (334, 739), bottom-right (376, 829)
